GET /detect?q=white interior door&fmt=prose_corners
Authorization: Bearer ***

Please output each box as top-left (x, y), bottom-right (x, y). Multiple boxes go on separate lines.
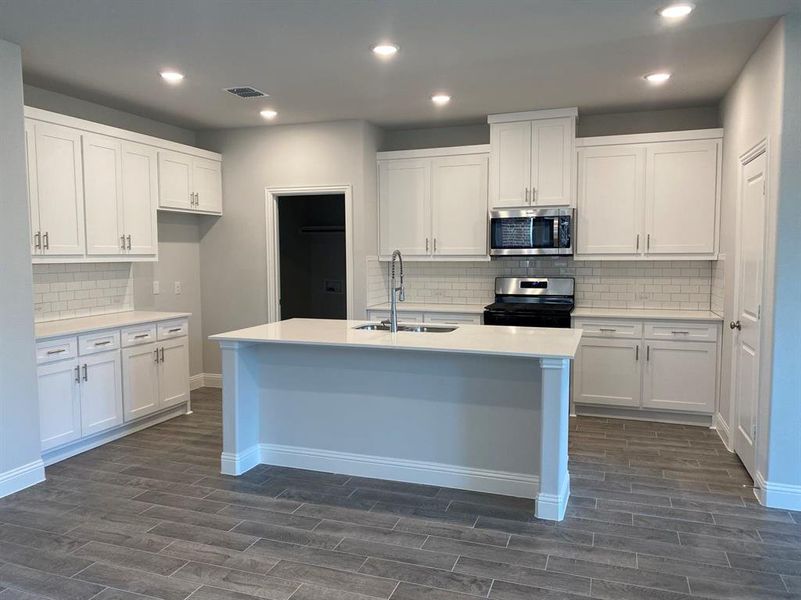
top-left (159, 337), bottom-right (190, 408)
top-left (642, 341), bottom-right (717, 413)
top-left (645, 140), bottom-right (719, 255)
top-left (37, 359), bottom-right (81, 451)
top-left (122, 343), bottom-right (160, 421)
top-left (121, 142), bottom-right (158, 255)
top-left (431, 154), bottom-right (488, 256)
top-left (193, 157), bottom-right (223, 213)
top-left (530, 118), bottom-right (572, 207)
top-left (576, 145), bottom-right (645, 256)
top-left (83, 134), bottom-right (124, 255)
top-left (33, 122), bottom-right (85, 256)
top-left (732, 152), bottom-right (767, 476)
top-left (80, 350), bottom-right (124, 436)
top-left (573, 338), bottom-right (642, 408)
top-left (158, 150), bottom-right (193, 210)
top-left (378, 159), bottom-right (431, 256)
top-left (490, 121), bottom-right (531, 207)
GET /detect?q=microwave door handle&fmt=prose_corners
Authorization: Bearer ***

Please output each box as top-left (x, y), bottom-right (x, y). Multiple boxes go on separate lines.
top-left (553, 217), bottom-right (559, 247)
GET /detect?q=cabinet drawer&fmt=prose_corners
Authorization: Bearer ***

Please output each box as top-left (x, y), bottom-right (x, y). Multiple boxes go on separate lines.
top-left (158, 319), bottom-right (188, 340)
top-left (366, 310), bottom-right (424, 323)
top-left (572, 319), bottom-right (642, 339)
top-left (36, 337), bottom-right (78, 364)
top-left (78, 330), bottom-right (121, 356)
top-left (121, 324), bottom-right (157, 347)
top-left (644, 322), bottom-right (718, 342)
top-left (424, 312), bottom-right (482, 325)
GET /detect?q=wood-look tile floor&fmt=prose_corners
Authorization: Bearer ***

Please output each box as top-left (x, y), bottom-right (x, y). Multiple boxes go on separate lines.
top-left (1, 387), bottom-right (799, 600)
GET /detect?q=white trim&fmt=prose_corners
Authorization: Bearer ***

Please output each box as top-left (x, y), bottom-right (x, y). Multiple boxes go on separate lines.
top-left (0, 459), bottom-right (46, 499)
top-left (712, 413), bottom-right (734, 452)
top-left (221, 445), bottom-right (261, 476)
top-left (189, 374), bottom-right (205, 391)
top-left (576, 128), bottom-right (724, 147)
top-left (573, 253), bottom-right (718, 262)
top-left (32, 256), bottom-right (157, 264)
top-left (265, 185), bottom-right (354, 322)
top-left (755, 471), bottom-right (801, 511)
top-left (574, 404), bottom-right (713, 427)
top-left (24, 107), bottom-right (221, 161)
top-left (488, 107), bottom-right (578, 124)
top-left (535, 474), bottom-right (570, 521)
top-left (202, 373), bottom-right (223, 388)
top-left (258, 443), bottom-right (540, 499)
top-left (377, 255), bottom-right (491, 263)
top-left (377, 145), bottom-right (490, 160)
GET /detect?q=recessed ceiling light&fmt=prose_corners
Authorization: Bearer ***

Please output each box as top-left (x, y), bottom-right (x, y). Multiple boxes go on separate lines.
top-left (644, 72), bottom-right (671, 84)
top-left (371, 43), bottom-right (399, 57)
top-left (658, 3), bottom-right (694, 18)
top-left (260, 109), bottom-right (278, 120)
top-left (159, 70), bottom-right (184, 84)
top-left (431, 94), bottom-right (451, 106)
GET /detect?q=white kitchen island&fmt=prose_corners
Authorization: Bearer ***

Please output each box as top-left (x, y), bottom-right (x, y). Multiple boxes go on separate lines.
top-left (210, 319), bottom-right (581, 520)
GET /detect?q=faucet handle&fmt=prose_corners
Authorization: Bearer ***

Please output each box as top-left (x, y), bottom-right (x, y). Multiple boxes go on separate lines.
top-left (399, 289), bottom-right (405, 302)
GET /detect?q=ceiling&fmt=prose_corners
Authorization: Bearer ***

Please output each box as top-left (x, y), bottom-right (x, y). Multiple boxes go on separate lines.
top-left (0, 0), bottom-right (798, 131)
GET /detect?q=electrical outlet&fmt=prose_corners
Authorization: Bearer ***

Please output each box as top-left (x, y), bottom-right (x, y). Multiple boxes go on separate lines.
top-left (152, 281), bottom-right (160, 295)
top-left (174, 281), bottom-right (183, 295)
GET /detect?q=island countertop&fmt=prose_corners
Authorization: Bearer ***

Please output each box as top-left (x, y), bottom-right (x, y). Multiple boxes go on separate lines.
top-left (210, 318), bottom-right (582, 359)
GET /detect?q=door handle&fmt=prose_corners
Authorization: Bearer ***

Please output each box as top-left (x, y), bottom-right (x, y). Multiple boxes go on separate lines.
top-left (730, 321), bottom-right (742, 330)
top-left (126, 234), bottom-right (132, 250)
top-left (43, 231), bottom-right (49, 250)
top-left (82, 364), bottom-right (88, 382)
top-left (74, 365), bottom-right (80, 383)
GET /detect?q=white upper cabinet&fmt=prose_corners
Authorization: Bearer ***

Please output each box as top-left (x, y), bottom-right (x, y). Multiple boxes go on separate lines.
top-left (577, 145), bottom-right (645, 255)
top-left (158, 150), bottom-right (223, 215)
top-left (488, 108), bottom-right (577, 208)
top-left (27, 121), bottom-right (85, 256)
top-left (575, 130), bottom-right (722, 261)
top-left (121, 142), bottom-right (159, 256)
top-left (378, 146), bottom-right (489, 260)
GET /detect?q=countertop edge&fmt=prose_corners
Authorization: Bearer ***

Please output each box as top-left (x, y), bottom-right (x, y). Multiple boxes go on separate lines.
top-left (571, 309), bottom-right (724, 322)
top-left (35, 311), bottom-right (192, 340)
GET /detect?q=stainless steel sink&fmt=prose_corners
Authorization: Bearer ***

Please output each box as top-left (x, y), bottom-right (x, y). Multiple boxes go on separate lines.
top-left (353, 323), bottom-right (457, 333)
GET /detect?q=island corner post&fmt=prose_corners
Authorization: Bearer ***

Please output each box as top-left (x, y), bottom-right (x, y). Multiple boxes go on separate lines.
top-left (213, 322), bottom-right (577, 522)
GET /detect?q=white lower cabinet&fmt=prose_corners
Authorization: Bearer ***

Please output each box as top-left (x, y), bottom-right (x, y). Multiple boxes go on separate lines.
top-left (121, 342), bottom-right (161, 421)
top-left (38, 358), bottom-right (82, 451)
top-left (159, 337), bottom-right (190, 409)
top-left (572, 317), bottom-right (720, 417)
top-left (80, 350), bottom-right (124, 436)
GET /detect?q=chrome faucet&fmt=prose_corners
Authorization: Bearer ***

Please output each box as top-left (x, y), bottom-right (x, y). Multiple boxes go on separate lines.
top-left (386, 249), bottom-right (405, 333)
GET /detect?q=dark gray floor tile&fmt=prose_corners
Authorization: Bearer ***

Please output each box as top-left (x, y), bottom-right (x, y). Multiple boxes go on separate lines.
top-left (141, 504), bottom-right (243, 531)
top-left (508, 535), bottom-right (636, 568)
top-left (132, 490), bottom-right (228, 514)
top-left (295, 505), bottom-right (399, 529)
top-left (0, 589), bottom-right (50, 600)
top-left (313, 520), bottom-right (426, 549)
top-left (0, 563), bottom-right (104, 600)
top-left (545, 556), bottom-right (689, 593)
top-left (349, 490), bottom-right (450, 512)
top-left (631, 514), bottom-right (761, 541)
top-left (596, 499), bottom-right (714, 523)
top-left (73, 540), bottom-right (187, 575)
top-left (476, 517), bottom-right (593, 546)
top-left (347, 477), bottom-right (440, 498)
top-left (0, 524), bottom-right (86, 554)
top-left (361, 558), bottom-right (490, 596)
top-left (161, 540), bottom-right (278, 574)
top-left (434, 489), bottom-right (534, 512)
top-left (149, 521), bottom-right (257, 551)
top-left (120, 466), bottom-right (204, 485)
top-left (394, 517), bottom-right (509, 547)
top-left (678, 533), bottom-right (801, 561)
top-left (67, 523), bottom-right (174, 553)
top-left (337, 538), bottom-right (457, 570)
top-left (454, 556), bottom-right (590, 595)
top-left (564, 505), bottom-right (633, 525)
top-left (687, 577), bottom-right (801, 600)
top-left (0, 540), bottom-right (92, 576)
top-left (197, 476), bottom-right (278, 496)
top-left (421, 536), bottom-right (546, 569)
top-left (232, 521), bottom-right (343, 550)
top-left (445, 501), bottom-right (533, 523)
top-left (370, 503), bottom-right (477, 527)
top-left (589, 580), bottom-right (693, 600)
top-left (636, 554), bottom-right (787, 590)
top-left (488, 579), bottom-right (589, 599)
top-left (75, 562), bottom-right (199, 600)
top-left (0, 507), bottom-right (84, 534)
top-left (204, 490), bottom-right (302, 514)
top-left (267, 560), bottom-right (397, 598)
top-left (593, 533), bottom-right (729, 566)
top-left (726, 553), bottom-right (801, 576)
top-left (288, 583), bottom-right (379, 600)
top-left (278, 489), bottom-right (376, 512)
top-left (246, 538), bottom-right (367, 572)
top-left (217, 505), bottom-right (320, 530)
top-left (187, 585), bottom-right (280, 600)
top-left (389, 582), bottom-right (485, 599)
top-left (783, 574), bottom-right (801, 592)
top-left (265, 467), bottom-right (351, 486)
top-left (171, 562), bottom-right (298, 600)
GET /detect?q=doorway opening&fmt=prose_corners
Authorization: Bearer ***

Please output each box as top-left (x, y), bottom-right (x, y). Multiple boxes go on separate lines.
top-left (265, 185), bottom-right (354, 323)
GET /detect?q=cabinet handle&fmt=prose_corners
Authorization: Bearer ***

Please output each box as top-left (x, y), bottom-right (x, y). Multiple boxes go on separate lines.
top-left (134, 333), bottom-right (149, 339)
top-left (160, 347), bottom-right (165, 363)
top-left (46, 348), bottom-right (66, 355)
top-left (82, 364), bottom-right (88, 382)
top-left (154, 348), bottom-right (160, 363)
top-left (524, 188), bottom-right (529, 203)
top-left (531, 187), bottom-right (537, 203)
top-left (43, 231), bottom-right (49, 250)
top-left (671, 330), bottom-right (690, 335)
top-left (636, 234), bottom-right (640, 250)
top-left (189, 192), bottom-right (194, 205)
top-left (646, 345), bottom-right (650, 361)
top-left (34, 231), bottom-right (41, 250)
top-left (168, 327), bottom-right (182, 333)
top-left (94, 340), bottom-right (111, 346)
top-left (647, 234), bottom-right (651, 250)
top-left (195, 192), bottom-right (200, 206)
top-left (635, 345), bottom-right (639, 361)
top-left (74, 365), bottom-right (80, 383)
top-left (433, 238), bottom-right (437, 253)
top-left (599, 328), bottom-right (617, 333)
top-left (126, 234), bottom-right (132, 250)
top-left (120, 235), bottom-right (126, 250)
top-left (426, 238), bottom-right (429, 252)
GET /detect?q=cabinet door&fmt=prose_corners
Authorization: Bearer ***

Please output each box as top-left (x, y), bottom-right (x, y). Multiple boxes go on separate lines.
top-left (576, 145), bottom-right (645, 256)
top-left (645, 140), bottom-right (719, 255)
top-left (574, 338), bottom-right (641, 408)
top-left (80, 350), bottom-right (123, 436)
top-left (121, 342), bottom-right (160, 421)
top-left (38, 359), bottom-right (81, 451)
top-left (193, 158), bottom-right (223, 213)
top-left (531, 118), bottom-right (573, 207)
top-left (489, 121), bottom-right (531, 208)
top-left (159, 337), bottom-right (189, 409)
top-left (121, 142), bottom-right (158, 255)
top-left (32, 122), bottom-right (85, 256)
top-left (378, 159), bottom-right (431, 256)
top-left (158, 150), bottom-right (193, 210)
top-left (83, 134), bottom-right (124, 256)
top-left (24, 120), bottom-right (41, 255)
top-left (642, 341), bottom-right (716, 413)
top-left (431, 154), bottom-right (488, 256)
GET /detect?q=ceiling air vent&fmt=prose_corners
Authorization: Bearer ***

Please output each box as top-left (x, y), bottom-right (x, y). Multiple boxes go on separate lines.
top-left (224, 86), bottom-right (268, 99)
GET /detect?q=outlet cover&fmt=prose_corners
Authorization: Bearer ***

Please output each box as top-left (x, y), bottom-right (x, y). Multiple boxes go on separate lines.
top-left (174, 281), bottom-right (183, 295)
top-left (152, 281), bottom-right (160, 295)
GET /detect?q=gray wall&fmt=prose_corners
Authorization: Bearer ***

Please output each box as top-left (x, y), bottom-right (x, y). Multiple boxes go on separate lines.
top-left (196, 121), bottom-right (380, 374)
top-left (0, 40), bottom-right (43, 488)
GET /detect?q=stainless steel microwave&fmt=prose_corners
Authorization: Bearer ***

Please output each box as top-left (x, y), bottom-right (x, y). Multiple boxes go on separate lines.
top-left (489, 208), bottom-right (574, 256)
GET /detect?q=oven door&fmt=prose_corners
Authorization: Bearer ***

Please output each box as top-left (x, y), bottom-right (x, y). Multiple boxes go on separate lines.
top-left (483, 310), bottom-right (572, 329)
top-left (489, 208), bottom-right (573, 256)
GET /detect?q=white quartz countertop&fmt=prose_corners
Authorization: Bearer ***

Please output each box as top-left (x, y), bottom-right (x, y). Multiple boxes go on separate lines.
top-left (210, 318), bottom-right (582, 359)
top-left (36, 311), bottom-right (191, 340)
top-left (571, 308), bottom-right (723, 322)
top-left (367, 302), bottom-right (486, 314)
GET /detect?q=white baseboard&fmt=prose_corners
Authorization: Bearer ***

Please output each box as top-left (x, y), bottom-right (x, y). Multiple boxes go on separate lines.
top-left (712, 412), bottom-right (734, 452)
top-left (0, 459), bottom-right (45, 499)
top-left (755, 470), bottom-right (801, 511)
top-left (220, 445), bottom-right (261, 476)
top-left (202, 373), bottom-right (222, 389)
top-left (189, 373), bottom-right (205, 391)
top-left (257, 442), bottom-right (539, 499)
top-left (536, 474), bottom-right (570, 521)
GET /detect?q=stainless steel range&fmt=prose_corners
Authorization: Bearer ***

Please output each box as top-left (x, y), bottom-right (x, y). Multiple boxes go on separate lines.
top-left (483, 277), bottom-right (575, 329)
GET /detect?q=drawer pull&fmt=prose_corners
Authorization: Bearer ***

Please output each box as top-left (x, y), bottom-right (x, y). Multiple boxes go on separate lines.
top-left (134, 333), bottom-right (149, 339)
top-left (94, 340), bottom-right (112, 346)
top-left (168, 327), bottom-right (182, 333)
top-left (671, 330), bottom-right (690, 335)
top-left (46, 348), bottom-right (66, 355)
top-left (599, 328), bottom-right (617, 333)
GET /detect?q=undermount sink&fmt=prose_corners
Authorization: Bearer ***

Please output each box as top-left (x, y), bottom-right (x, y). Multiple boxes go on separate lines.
top-left (353, 323), bottom-right (458, 333)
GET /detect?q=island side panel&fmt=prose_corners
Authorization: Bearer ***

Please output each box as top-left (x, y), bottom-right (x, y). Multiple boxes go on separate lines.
top-left (220, 341), bottom-right (261, 475)
top-left (248, 343), bottom-right (544, 499)
top-left (536, 357), bottom-right (571, 521)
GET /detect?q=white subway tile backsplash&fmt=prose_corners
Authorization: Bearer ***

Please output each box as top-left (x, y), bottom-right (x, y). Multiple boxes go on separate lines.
top-left (33, 263), bottom-right (134, 322)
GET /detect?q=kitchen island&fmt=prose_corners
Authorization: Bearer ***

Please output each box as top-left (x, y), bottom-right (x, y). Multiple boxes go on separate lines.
top-left (210, 318), bottom-right (581, 520)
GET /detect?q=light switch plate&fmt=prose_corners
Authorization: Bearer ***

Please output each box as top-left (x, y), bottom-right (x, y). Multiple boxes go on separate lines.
top-left (152, 281), bottom-right (160, 295)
